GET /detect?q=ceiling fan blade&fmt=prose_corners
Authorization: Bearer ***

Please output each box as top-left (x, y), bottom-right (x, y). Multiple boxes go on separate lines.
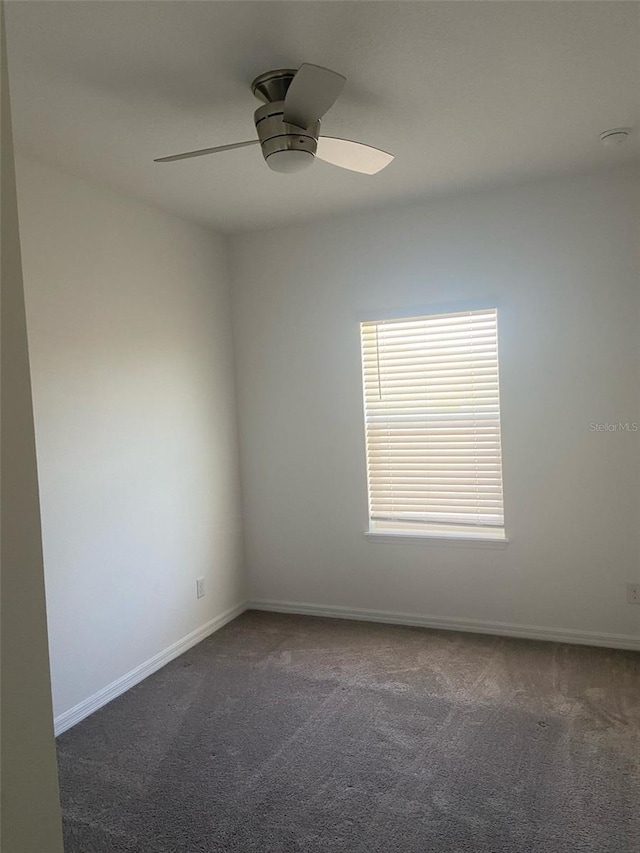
top-left (283, 64), bottom-right (346, 129)
top-left (316, 137), bottom-right (394, 175)
top-left (154, 140), bottom-right (259, 163)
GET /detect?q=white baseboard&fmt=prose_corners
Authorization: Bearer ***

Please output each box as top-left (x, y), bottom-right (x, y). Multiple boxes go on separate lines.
top-left (54, 601), bottom-right (247, 736)
top-left (248, 599), bottom-right (640, 652)
top-left (55, 597), bottom-right (638, 737)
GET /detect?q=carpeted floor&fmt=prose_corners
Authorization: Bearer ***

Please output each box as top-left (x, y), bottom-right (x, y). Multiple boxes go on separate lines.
top-left (57, 610), bottom-right (640, 853)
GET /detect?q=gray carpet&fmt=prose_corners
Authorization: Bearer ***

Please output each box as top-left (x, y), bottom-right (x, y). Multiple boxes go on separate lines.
top-left (57, 611), bottom-right (640, 853)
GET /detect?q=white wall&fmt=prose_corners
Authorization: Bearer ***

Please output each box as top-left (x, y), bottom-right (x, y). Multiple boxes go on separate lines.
top-left (231, 166), bottom-right (640, 643)
top-left (15, 156), bottom-right (245, 720)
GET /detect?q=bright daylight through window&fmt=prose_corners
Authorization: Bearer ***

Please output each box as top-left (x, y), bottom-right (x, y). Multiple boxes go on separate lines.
top-left (361, 309), bottom-right (505, 541)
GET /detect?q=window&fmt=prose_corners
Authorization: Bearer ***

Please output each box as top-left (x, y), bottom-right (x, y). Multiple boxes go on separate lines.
top-left (360, 308), bottom-right (505, 541)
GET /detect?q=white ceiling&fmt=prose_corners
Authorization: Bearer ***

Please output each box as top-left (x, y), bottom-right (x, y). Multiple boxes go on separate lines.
top-left (6, 1), bottom-right (639, 234)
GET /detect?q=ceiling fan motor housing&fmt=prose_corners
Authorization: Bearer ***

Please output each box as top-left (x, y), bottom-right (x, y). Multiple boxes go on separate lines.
top-left (252, 70), bottom-right (318, 173)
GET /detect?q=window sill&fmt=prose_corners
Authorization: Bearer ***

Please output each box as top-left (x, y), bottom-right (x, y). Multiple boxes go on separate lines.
top-left (363, 530), bottom-right (509, 549)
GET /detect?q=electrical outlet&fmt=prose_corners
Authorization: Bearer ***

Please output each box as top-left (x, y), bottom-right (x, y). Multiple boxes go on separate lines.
top-left (626, 583), bottom-right (640, 604)
top-left (196, 577), bottom-right (205, 599)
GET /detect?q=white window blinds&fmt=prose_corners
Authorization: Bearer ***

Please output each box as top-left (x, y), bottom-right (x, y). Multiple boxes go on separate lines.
top-left (360, 309), bottom-right (505, 539)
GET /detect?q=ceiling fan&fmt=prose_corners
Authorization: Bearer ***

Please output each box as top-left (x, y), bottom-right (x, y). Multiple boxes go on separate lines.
top-left (154, 64), bottom-right (394, 175)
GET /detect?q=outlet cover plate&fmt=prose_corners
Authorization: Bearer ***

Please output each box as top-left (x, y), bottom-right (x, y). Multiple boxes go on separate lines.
top-left (196, 577), bottom-right (205, 599)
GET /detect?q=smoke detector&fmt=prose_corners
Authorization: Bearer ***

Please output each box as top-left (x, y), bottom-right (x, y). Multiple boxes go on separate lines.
top-left (599, 128), bottom-right (632, 146)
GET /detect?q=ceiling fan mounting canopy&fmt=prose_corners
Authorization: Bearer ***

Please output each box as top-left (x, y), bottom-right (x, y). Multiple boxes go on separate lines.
top-left (251, 68), bottom-right (297, 105)
top-left (154, 63), bottom-right (394, 176)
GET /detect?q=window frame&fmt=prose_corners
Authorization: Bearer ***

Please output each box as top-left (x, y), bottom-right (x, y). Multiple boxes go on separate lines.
top-left (358, 305), bottom-right (509, 547)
